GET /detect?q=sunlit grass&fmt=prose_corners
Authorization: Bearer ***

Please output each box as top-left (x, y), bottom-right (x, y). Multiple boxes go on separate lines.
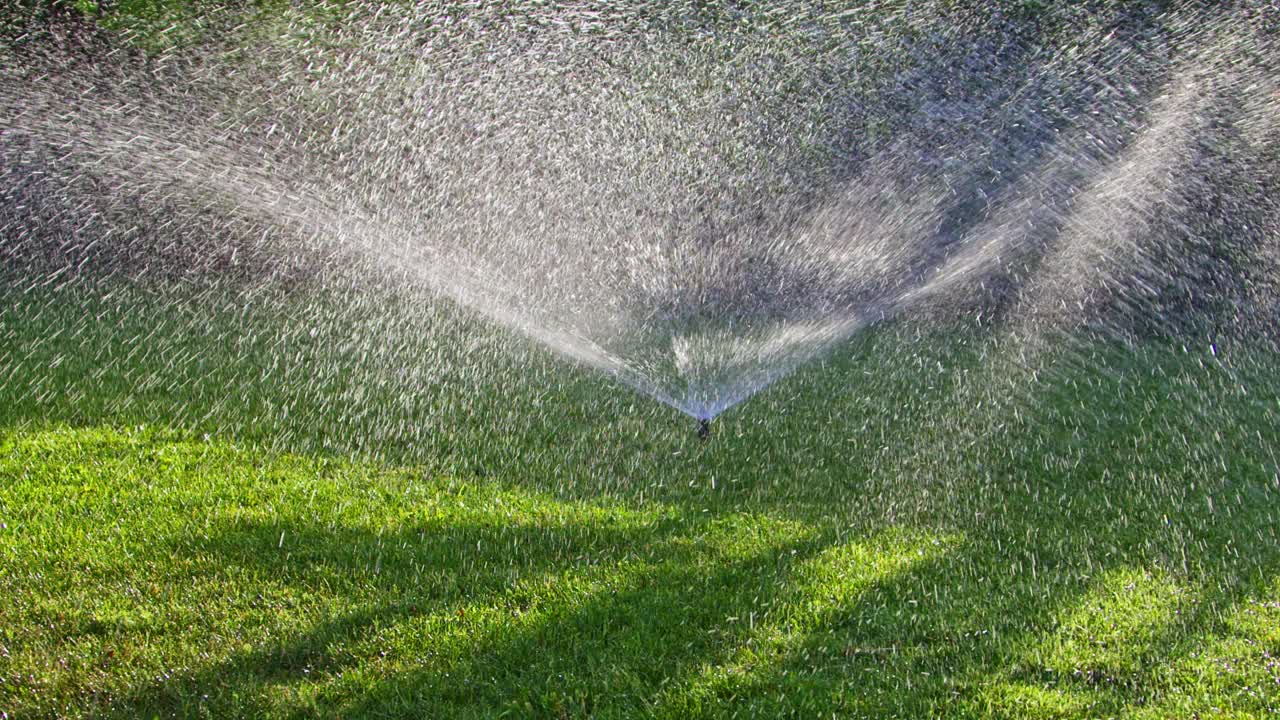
top-left (2, 284), bottom-right (1279, 718)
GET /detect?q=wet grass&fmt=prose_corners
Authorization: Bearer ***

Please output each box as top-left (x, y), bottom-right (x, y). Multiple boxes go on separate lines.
top-left (2, 282), bottom-right (1279, 718)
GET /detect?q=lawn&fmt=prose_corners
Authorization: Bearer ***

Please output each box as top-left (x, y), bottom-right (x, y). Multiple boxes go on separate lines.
top-left (1, 283), bottom-right (1278, 719)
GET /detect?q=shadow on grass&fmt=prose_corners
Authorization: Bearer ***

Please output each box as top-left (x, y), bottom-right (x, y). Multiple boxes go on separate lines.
top-left (69, 483), bottom-right (1280, 719)
top-left (74, 423), bottom-right (1280, 720)
top-left (82, 506), bottom-right (831, 719)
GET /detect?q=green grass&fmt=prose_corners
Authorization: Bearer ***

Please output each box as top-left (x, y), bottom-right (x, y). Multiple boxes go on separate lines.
top-left (2, 282), bottom-right (1279, 718)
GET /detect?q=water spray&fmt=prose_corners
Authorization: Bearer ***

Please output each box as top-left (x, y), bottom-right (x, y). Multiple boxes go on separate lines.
top-left (2, 2), bottom-right (1274, 428)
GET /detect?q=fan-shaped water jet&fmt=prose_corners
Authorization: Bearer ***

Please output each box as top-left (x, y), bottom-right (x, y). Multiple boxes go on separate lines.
top-left (2, 1), bottom-right (1277, 424)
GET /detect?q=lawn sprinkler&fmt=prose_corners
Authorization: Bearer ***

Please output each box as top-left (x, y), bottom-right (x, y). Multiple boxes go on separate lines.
top-left (697, 418), bottom-right (711, 441)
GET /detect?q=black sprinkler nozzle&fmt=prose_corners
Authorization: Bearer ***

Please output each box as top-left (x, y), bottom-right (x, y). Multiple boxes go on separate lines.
top-left (697, 418), bottom-right (711, 441)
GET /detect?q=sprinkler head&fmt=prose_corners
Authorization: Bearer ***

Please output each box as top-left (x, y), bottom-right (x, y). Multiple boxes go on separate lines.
top-left (697, 418), bottom-right (711, 441)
